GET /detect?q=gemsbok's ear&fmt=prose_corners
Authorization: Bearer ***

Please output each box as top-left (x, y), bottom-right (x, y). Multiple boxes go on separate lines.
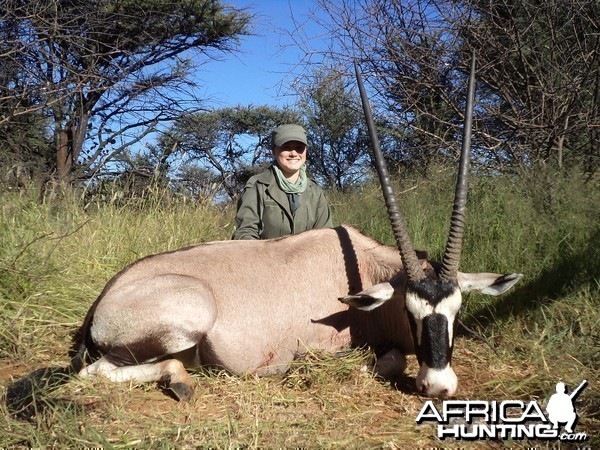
top-left (339, 282), bottom-right (395, 311)
top-left (457, 272), bottom-right (523, 296)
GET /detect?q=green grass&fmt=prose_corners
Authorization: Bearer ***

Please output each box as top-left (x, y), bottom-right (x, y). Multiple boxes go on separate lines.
top-left (1, 169), bottom-right (598, 448)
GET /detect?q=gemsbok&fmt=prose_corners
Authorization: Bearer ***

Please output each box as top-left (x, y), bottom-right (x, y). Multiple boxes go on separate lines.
top-left (7, 55), bottom-right (522, 409)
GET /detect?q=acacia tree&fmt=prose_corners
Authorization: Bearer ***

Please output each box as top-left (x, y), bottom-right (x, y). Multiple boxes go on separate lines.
top-left (296, 66), bottom-right (371, 190)
top-left (460, 0), bottom-right (600, 176)
top-left (157, 105), bottom-right (301, 200)
top-left (309, 0), bottom-right (599, 177)
top-left (0, 0), bottom-right (250, 182)
top-left (307, 0), bottom-right (471, 175)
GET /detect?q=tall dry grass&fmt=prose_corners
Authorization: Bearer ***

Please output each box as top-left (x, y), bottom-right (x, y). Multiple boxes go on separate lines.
top-left (0, 169), bottom-right (598, 447)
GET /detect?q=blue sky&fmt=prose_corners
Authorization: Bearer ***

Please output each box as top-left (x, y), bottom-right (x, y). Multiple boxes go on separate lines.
top-left (195, 0), bottom-right (326, 108)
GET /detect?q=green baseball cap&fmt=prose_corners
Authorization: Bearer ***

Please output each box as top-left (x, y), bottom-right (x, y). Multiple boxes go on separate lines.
top-left (271, 124), bottom-right (307, 148)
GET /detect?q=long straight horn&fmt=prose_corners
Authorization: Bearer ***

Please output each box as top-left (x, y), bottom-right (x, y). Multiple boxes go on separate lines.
top-left (354, 62), bottom-right (426, 283)
top-left (440, 52), bottom-right (476, 281)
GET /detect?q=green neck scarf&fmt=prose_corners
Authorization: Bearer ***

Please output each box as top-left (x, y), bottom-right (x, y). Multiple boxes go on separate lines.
top-left (272, 164), bottom-right (308, 194)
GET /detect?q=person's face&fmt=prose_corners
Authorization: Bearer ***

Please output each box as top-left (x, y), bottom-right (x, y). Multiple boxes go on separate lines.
top-left (273, 140), bottom-right (307, 178)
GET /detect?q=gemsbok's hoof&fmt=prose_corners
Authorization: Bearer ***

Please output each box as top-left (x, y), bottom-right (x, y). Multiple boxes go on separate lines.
top-left (167, 382), bottom-right (194, 402)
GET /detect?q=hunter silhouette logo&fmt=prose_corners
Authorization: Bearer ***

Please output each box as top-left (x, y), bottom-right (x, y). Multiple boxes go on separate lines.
top-left (546, 380), bottom-right (587, 434)
top-left (416, 380), bottom-right (589, 442)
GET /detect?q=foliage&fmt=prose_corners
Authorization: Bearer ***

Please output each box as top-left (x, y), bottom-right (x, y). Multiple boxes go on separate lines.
top-left (156, 105), bottom-right (301, 200)
top-left (0, 112), bottom-right (53, 189)
top-left (0, 0), bottom-right (251, 181)
top-left (312, 0), bottom-right (599, 179)
top-left (462, 0), bottom-right (600, 174)
top-left (296, 65), bottom-right (372, 189)
top-left (156, 68), bottom-right (379, 197)
top-left (313, 0), bottom-right (477, 175)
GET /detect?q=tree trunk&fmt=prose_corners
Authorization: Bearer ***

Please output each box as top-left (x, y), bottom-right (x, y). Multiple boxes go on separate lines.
top-left (56, 127), bottom-right (73, 181)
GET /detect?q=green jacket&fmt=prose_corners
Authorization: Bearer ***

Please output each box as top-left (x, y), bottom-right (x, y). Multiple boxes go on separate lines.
top-left (232, 166), bottom-right (333, 240)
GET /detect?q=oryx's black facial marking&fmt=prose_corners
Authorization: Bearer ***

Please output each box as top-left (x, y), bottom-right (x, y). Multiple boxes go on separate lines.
top-left (407, 312), bottom-right (454, 368)
top-left (422, 313), bottom-right (451, 369)
top-left (404, 277), bottom-right (461, 368)
top-left (408, 278), bottom-right (456, 307)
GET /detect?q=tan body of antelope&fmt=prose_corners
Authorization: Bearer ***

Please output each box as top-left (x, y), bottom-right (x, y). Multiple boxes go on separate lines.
top-left (73, 55), bottom-right (523, 400)
top-left (77, 225), bottom-right (521, 400)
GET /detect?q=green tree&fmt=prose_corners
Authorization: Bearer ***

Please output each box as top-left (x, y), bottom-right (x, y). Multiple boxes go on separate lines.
top-left (313, 0), bottom-right (599, 178)
top-left (462, 0), bottom-right (600, 176)
top-left (157, 105), bottom-right (301, 200)
top-left (313, 0), bottom-right (469, 175)
top-left (297, 66), bottom-right (371, 190)
top-left (0, 34), bottom-right (53, 187)
top-left (0, 0), bottom-right (250, 182)
top-left (0, 102), bottom-right (53, 188)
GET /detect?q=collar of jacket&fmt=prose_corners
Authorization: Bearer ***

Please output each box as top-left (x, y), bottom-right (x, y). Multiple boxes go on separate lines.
top-left (255, 165), bottom-right (315, 222)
